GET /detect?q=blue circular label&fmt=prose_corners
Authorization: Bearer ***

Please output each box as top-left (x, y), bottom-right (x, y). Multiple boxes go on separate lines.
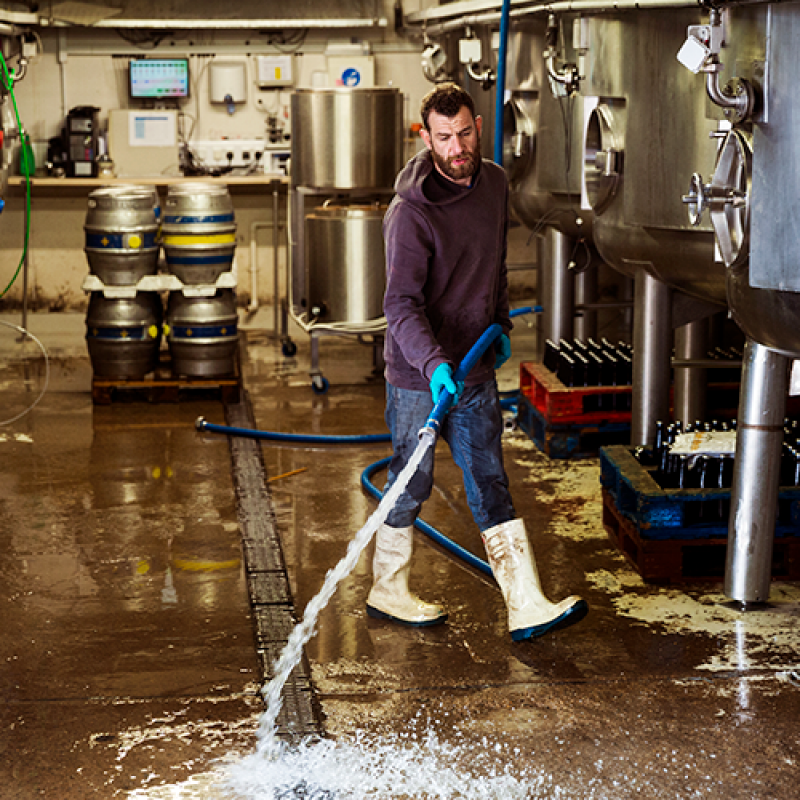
top-left (341, 68), bottom-right (361, 87)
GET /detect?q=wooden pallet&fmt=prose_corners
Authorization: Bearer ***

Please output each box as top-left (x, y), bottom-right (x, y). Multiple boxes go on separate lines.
top-left (92, 354), bottom-right (240, 405)
top-left (602, 489), bottom-right (800, 583)
top-left (520, 361), bottom-right (633, 425)
top-left (517, 395), bottom-right (630, 459)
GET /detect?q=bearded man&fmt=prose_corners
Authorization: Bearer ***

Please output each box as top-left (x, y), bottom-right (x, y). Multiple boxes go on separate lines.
top-left (366, 82), bottom-right (588, 642)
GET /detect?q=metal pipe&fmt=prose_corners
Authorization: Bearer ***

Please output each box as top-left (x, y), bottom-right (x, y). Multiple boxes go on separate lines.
top-left (673, 319), bottom-right (709, 425)
top-left (536, 227), bottom-right (573, 360)
top-left (406, 0), bottom-right (704, 36)
top-left (631, 270), bottom-right (672, 448)
top-left (573, 263), bottom-right (598, 342)
top-left (725, 340), bottom-right (789, 606)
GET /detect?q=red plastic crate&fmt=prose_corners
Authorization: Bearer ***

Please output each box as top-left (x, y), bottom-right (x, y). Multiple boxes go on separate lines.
top-left (519, 362), bottom-right (632, 425)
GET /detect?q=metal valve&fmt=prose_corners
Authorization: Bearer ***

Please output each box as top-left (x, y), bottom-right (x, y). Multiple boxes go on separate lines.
top-left (683, 130), bottom-right (752, 267)
top-left (682, 172), bottom-right (709, 227)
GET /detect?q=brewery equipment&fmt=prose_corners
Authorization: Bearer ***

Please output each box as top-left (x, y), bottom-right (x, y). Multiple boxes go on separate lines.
top-left (677, 2), bottom-right (800, 605)
top-left (289, 87), bottom-right (402, 392)
top-left (64, 106), bottom-right (100, 178)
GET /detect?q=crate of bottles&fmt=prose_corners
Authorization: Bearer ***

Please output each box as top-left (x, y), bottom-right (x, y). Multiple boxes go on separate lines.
top-left (599, 419), bottom-right (800, 540)
top-left (520, 338), bottom-right (633, 426)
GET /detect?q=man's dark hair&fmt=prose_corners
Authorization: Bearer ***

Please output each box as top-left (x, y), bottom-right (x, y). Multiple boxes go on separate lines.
top-left (420, 82), bottom-right (476, 131)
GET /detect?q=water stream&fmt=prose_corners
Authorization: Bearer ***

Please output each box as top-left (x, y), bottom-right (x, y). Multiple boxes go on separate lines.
top-left (256, 430), bottom-right (436, 758)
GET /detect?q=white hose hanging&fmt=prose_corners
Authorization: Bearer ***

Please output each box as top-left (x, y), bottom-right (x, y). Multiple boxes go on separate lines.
top-left (0, 320), bottom-right (50, 426)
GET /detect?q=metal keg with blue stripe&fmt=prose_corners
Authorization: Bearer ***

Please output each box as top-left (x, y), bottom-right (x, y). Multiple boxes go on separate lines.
top-left (85, 292), bottom-right (163, 378)
top-left (165, 289), bottom-right (238, 377)
top-left (161, 183), bottom-right (237, 285)
top-left (84, 186), bottom-right (160, 286)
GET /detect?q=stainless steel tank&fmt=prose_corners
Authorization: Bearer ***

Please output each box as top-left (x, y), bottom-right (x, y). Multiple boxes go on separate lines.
top-left (291, 88), bottom-right (403, 189)
top-left (85, 292), bottom-right (162, 378)
top-left (165, 289), bottom-right (238, 377)
top-left (84, 186), bottom-right (160, 286)
top-left (304, 202), bottom-right (387, 324)
top-left (680, 3), bottom-right (800, 605)
top-left (161, 183), bottom-right (237, 285)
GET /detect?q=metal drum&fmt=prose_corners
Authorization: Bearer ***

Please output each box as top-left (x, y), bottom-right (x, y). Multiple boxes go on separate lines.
top-left (165, 289), bottom-right (238, 377)
top-left (305, 203), bottom-right (387, 323)
top-left (161, 183), bottom-right (237, 285)
top-left (291, 89), bottom-right (403, 189)
top-left (85, 292), bottom-right (162, 378)
top-left (84, 186), bottom-right (160, 286)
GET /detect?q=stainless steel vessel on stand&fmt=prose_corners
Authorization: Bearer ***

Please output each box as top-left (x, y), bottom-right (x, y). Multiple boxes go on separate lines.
top-left (289, 88), bottom-right (403, 392)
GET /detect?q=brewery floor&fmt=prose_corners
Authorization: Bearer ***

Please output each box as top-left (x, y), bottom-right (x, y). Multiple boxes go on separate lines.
top-left (1, 308), bottom-right (799, 799)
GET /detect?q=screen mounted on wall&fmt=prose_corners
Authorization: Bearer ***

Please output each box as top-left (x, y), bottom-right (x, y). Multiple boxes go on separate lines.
top-left (129, 58), bottom-right (190, 99)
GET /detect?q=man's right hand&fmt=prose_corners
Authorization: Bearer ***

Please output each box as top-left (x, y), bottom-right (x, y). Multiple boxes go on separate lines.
top-left (429, 363), bottom-right (464, 405)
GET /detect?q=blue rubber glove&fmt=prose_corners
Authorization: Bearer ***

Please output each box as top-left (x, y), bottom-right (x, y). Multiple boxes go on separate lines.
top-left (429, 363), bottom-right (464, 405)
top-left (494, 334), bottom-right (512, 370)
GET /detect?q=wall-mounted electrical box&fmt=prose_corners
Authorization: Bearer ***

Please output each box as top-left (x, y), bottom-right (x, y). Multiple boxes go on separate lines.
top-left (257, 55), bottom-right (293, 88)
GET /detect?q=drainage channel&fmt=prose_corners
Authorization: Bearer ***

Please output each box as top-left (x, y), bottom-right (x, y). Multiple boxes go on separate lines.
top-left (224, 391), bottom-right (324, 740)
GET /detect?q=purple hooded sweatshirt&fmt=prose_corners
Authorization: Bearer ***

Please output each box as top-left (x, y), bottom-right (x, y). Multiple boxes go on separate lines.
top-left (382, 147), bottom-right (512, 392)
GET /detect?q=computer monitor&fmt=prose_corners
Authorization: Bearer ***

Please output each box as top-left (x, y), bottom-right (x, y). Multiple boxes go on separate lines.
top-left (129, 58), bottom-right (190, 100)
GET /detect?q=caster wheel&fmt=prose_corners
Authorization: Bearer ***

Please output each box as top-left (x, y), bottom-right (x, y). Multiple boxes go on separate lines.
top-left (282, 339), bottom-right (297, 358)
top-left (311, 375), bottom-right (329, 394)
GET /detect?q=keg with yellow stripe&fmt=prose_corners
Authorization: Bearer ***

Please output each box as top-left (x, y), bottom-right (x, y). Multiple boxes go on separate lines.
top-left (84, 186), bottom-right (160, 286)
top-left (85, 292), bottom-right (163, 378)
top-left (166, 289), bottom-right (238, 377)
top-left (161, 183), bottom-right (237, 285)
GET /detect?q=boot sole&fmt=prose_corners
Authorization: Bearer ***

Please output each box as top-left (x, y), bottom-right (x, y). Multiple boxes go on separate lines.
top-left (510, 599), bottom-right (589, 642)
top-left (366, 604), bottom-right (448, 627)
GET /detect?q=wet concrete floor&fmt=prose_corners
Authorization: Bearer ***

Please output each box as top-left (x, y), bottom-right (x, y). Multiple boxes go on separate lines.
top-left (1, 311), bottom-right (799, 798)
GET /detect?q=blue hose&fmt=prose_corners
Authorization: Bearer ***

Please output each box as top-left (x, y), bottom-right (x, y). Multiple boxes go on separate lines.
top-left (360, 457), bottom-right (494, 577)
top-left (195, 417), bottom-right (391, 444)
top-left (494, 0), bottom-right (512, 166)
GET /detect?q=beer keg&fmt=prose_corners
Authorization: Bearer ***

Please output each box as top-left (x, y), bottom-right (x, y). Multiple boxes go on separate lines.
top-left (165, 289), bottom-right (238, 377)
top-left (84, 186), bottom-right (160, 286)
top-left (85, 292), bottom-right (162, 378)
top-left (161, 183), bottom-right (237, 285)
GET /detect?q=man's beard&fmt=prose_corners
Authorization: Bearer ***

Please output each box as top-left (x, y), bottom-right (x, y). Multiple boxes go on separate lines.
top-left (431, 138), bottom-right (481, 182)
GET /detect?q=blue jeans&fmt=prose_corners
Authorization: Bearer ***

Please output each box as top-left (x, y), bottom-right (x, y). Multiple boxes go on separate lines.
top-left (384, 380), bottom-right (515, 531)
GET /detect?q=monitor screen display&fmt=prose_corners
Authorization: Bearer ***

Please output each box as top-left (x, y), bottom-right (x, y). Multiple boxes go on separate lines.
top-left (129, 58), bottom-right (190, 99)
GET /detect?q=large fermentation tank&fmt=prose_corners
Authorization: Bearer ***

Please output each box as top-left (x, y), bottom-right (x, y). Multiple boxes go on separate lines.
top-left (291, 88), bottom-right (403, 190)
top-left (679, 2), bottom-right (800, 605)
top-left (304, 202), bottom-right (387, 324)
top-left (581, 9), bottom-right (724, 302)
top-left (502, 18), bottom-right (603, 349)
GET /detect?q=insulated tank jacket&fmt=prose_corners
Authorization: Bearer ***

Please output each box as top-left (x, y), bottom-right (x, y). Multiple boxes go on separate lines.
top-left (382, 147), bottom-right (511, 392)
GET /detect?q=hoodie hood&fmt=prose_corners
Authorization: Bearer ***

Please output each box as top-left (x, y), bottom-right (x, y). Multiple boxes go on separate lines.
top-left (394, 148), bottom-right (481, 207)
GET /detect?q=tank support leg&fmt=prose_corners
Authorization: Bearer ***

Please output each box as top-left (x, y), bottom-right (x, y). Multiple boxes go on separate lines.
top-left (631, 270), bottom-right (672, 448)
top-left (725, 339), bottom-right (789, 605)
top-left (536, 227), bottom-right (574, 361)
top-left (673, 318), bottom-right (709, 426)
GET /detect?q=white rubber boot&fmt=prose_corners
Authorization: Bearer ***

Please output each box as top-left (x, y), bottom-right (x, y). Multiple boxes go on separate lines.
top-left (366, 523), bottom-right (447, 627)
top-left (482, 519), bottom-right (587, 641)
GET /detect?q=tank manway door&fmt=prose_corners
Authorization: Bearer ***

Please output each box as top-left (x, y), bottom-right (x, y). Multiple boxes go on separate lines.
top-left (683, 129), bottom-right (751, 268)
top-left (583, 103), bottom-right (622, 215)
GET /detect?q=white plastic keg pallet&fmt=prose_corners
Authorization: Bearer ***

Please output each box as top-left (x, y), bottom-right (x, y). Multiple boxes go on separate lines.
top-left (82, 266), bottom-right (237, 299)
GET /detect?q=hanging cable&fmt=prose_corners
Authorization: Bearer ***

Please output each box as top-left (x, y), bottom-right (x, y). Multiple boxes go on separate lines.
top-left (0, 48), bottom-right (31, 300)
